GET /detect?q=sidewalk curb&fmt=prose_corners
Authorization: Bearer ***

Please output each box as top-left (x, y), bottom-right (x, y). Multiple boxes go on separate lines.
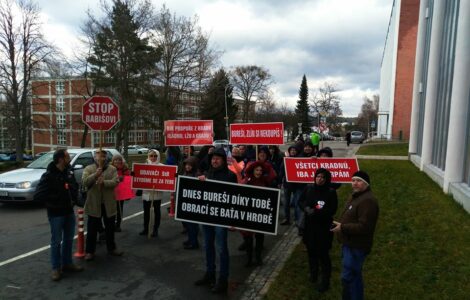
top-left (239, 225), bottom-right (301, 300)
top-left (355, 155), bottom-right (408, 160)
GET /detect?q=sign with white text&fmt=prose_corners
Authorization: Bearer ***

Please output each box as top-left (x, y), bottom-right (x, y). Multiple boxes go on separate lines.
top-left (132, 163), bottom-right (178, 192)
top-left (284, 157), bottom-right (359, 183)
top-left (230, 122), bottom-right (284, 145)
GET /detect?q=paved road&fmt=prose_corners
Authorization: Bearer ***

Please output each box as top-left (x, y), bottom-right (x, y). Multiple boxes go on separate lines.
top-left (0, 141), bottom-right (358, 300)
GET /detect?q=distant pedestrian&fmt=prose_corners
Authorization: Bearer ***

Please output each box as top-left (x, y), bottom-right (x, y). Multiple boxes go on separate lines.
top-left (346, 132), bottom-right (352, 147)
top-left (34, 149), bottom-right (83, 281)
top-left (299, 168), bottom-right (338, 292)
top-left (331, 171), bottom-right (379, 300)
top-left (112, 154), bottom-right (134, 232)
top-left (194, 148), bottom-right (238, 294)
top-left (82, 149), bottom-right (123, 261)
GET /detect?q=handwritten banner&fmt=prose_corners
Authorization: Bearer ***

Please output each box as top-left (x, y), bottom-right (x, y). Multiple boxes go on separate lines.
top-left (230, 122), bottom-right (284, 145)
top-left (175, 176), bottom-right (281, 235)
top-left (284, 157), bottom-right (359, 183)
top-left (164, 120), bottom-right (213, 146)
top-left (131, 163), bottom-right (178, 192)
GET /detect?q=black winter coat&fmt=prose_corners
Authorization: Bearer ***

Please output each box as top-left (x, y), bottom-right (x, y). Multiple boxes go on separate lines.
top-left (299, 184), bottom-right (338, 250)
top-left (34, 162), bottom-right (78, 216)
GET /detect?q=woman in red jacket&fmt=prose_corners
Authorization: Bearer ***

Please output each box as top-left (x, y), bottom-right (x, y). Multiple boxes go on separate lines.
top-left (241, 161), bottom-right (276, 266)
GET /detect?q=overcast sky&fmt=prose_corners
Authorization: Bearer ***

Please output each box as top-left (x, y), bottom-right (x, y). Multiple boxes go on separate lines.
top-left (39, 0), bottom-right (393, 117)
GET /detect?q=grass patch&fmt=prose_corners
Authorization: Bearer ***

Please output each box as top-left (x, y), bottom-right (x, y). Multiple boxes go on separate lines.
top-left (356, 143), bottom-right (409, 156)
top-left (265, 160), bottom-right (470, 299)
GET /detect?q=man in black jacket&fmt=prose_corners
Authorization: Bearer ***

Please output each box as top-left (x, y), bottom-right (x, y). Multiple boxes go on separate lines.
top-left (194, 148), bottom-right (237, 294)
top-left (34, 149), bottom-right (83, 281)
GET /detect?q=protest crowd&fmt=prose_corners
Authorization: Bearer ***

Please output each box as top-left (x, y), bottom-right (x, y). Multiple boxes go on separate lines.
top-left (35, 126), bottom-right (378, 299)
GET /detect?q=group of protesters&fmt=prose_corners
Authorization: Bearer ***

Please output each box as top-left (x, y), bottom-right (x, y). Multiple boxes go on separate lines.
top-left (34, 136), bottom-right (379, 299)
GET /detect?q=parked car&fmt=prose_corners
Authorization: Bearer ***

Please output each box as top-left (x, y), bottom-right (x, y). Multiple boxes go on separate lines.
top-left (0, 153), bottom-right (10, 162)
top-left (126, 145), bottom-right (149, 155)
top-left (146, 144), bottom-right (163, 151)
top-left (9, 153), bottom-right (33, 161)
top-left (0, 148), bottom-right (120, 203)
top-left (213, 140), bottom-right (230, 148)
top-left (350, 131), bottom-right (366, 144)
top-left (33, 152), bottom-right (48, 160)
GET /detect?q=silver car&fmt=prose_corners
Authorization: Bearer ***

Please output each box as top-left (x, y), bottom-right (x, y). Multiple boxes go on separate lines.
top-left (350, 131), bottom-right (366, 144)
top-left (0, 148), bottom-right (120, 203)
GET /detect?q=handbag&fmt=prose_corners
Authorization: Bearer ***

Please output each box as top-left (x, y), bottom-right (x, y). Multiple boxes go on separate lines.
top-left (75, 184), bottom-right (88, 208)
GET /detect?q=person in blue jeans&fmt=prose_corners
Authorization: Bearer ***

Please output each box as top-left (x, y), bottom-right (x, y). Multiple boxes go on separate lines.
top-left (34, 149), bottom-right (83, 281)
top-left (194, 148), bottom-right (237, 294)
top-left (331, 171), bottom-right (379, 300)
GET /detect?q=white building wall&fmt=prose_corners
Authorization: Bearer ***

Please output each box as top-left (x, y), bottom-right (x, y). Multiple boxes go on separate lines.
top-left (378, 0), bottom-right (401, 139)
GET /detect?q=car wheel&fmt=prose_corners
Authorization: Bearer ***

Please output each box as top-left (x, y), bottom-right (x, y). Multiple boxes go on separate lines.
top-left (138, 151), bottom-right (142, 154)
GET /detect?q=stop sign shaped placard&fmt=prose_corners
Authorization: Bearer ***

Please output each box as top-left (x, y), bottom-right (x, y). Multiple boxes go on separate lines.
top-left (82, 96), bottom-right (120, 131)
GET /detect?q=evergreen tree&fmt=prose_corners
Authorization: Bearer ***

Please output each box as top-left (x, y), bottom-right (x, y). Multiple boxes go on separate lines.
top-left (200, 69), bottom-right (238, 139)
top-left (293, 74), bottom-right (311, 139)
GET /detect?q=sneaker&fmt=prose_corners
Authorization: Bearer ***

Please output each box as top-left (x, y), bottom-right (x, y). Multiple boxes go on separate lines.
top-left (51, 269), bottom-right (61, 281)
top-left (62, 264), bottom-right (84, 272)
top-left (194, 273), bottom-right (215, 286)
top-left (84, 253), bottom-right (95, 261)
top-left (108, 249), bottom-right (124, 256)
top-left (211, 280), bottom-right (228, 294)
top-left (280, 219), bottom-right (291, 225)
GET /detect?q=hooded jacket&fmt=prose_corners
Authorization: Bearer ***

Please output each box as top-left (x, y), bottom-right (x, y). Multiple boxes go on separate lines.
top-left (142, 150), bottom-right (164, 201)
top-left (181, 156), bottom-right (199, 177)
top-left (205, 148), bottom-right (238, 184)
top-left (34, 162), bottom-right (78, 217)
top-left (243, 161), bottom-right (276, 187)
top-left (299, 168), bottom-right (338, 249)
top-left (278, 145), bottom-right (304, 190)
top-left (83, 161), bottom-right (119, 218)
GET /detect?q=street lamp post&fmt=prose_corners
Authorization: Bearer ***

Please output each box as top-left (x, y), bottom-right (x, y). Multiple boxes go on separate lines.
top-left (224, 84), bottom-right (229, 140)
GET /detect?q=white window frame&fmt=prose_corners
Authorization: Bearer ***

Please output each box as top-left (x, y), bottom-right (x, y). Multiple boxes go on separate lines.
top-left (56, 114), bottom-right (66, 128)
top-left (56, 81), bottom-right (64, 95)
top-left (56, 96), bottom-right (64, 112)
top-left (57, 131), bottom-right (66, 145)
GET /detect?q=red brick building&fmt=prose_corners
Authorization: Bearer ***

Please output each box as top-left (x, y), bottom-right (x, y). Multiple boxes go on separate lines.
top-left (378, 0), bottom-right (420, 140)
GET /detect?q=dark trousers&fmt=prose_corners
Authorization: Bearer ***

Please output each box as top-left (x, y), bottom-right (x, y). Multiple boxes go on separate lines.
top-left (306, 243), bottom-right (332, 284)
top-left (115, 201), bottom-right (125, 227)
top-left (341, 245), bottom-right (367, 300)
top-left (143, 200), bottom-right (161, 233)
top-left (244, 233), bottom-right (264, 263)
top-left (86, 204), bottom-right (116, 253)
top-left (183, 221), bottom-right (199, 247)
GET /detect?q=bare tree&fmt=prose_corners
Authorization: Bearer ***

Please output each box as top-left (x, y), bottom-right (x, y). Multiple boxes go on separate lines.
top-left (0, 0), bottom-right (55, 162)
top-left (230, 65), bottom-right (273, 122)
top-left (152, 5), bottom-right (219, 123)
top-left (310, 82), bottom-right (342, 131)
top-left (357, 94), bottom-right (379, 136)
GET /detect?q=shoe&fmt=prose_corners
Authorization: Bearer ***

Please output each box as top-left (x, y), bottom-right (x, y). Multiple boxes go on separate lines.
top-left (183, 240), bottom-right (191, 246)
top-left (151, 231), bottom-right (158, 238)
top-left (139, 230), bottom-right (148, 236)
top-left (51, 269), bottom-right (61, 281)
top-left (115, 227), bottom-right (122, 232)
top-left (245, 260), bottom-right (253, 268)
top-left (211, 280), bottom-right (228, 294)
top-left (108, 249), bottom-right (124, 256)
top-left (84, 253), bottom-right (95, 261)
top-left (309, 273), bottom-right (318, 283)
top-left (184, 244), bottom-right (199, 250)
top-left (62, 264), bottom-right (84, 272)
top-left (280, 219), bottom-right (291, 225)
top-left (238, 242), bottom-right (246, 251)
top-left (316, 282), bottom-right (329, 293)
top-left (98, 232), bottom-right (106, 241)
top-left (194, 273), bottom-right (215, 286)
top-left (254, 258), bottom-right (263, 266)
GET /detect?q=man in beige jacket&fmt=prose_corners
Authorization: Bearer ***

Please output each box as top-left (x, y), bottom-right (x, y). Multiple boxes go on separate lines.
top-left (83, 149), bottom-right (123, 261)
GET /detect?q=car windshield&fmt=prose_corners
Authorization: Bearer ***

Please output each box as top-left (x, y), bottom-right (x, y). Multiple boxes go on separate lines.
top-left (26, 152), bottom-right (76, 169)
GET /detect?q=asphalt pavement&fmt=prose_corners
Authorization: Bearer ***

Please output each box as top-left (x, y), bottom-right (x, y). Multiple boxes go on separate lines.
top-left (0, 141), bottom-right (358, 300)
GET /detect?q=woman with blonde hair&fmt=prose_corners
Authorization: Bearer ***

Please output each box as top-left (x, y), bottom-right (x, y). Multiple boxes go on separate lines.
top-left (140, 149), bottom-right (163, 237)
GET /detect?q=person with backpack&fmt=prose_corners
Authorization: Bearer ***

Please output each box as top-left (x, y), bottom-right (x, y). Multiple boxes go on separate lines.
top-left (34, 149), bottom-right (83, 281)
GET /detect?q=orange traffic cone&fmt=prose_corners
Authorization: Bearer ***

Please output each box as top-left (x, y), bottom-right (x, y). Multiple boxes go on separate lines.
top-left (74, 209), bottom-right (85, 258)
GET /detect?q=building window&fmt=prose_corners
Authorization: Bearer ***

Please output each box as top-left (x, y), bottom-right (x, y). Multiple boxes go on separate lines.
top-left (431, 0), bottom-right (459, 170)
top-left (93, 132), bottom-right (100, 145)
top-left (105, 132), bottom-right (116, 144)
top-left (137, 131), bottom-right (144, 142)
top-left (128, 132), bottom-right (134, 143)
top-left (56, 114), bottom-right (66, 128)
top-left (137, 118), bottom-right (144, 127)
top-left (57, 131), bottom-right (66, 145)
top-left (56, 96), bottom-right (64, 112)
top-left (56, 81), bottom-right (64, 95)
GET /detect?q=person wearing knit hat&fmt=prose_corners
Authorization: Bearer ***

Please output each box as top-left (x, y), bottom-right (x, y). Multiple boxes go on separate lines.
top-left (331, 170), bottom-right (379, 300)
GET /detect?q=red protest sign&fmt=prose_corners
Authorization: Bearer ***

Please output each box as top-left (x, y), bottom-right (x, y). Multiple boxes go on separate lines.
top-left (82, 96), bottom-right (120, 131)
top-left (230, 122), bottom-right (284, 145)
top-left (164, 120), bottom-right (213, 146)
top-left (131, 164), bottom-right (178, 192)
top-left (284, 157), bottom-right (359, 183)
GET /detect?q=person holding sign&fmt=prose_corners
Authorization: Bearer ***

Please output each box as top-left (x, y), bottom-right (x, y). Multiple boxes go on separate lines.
top-left (111, 154), bottom-right (134, 232)
top-left (195, 148), bottom-right (237, 294)
top-left (180, 156), bottom-right (201, 250)
top-left (82, 150), bottom-right (122, 261)
top-left (241, 161), bottom-right (276, 267)
top-left (140, 149), bottom-right (164, 237)
top-left (299, 168), bottom-right (338, 293)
